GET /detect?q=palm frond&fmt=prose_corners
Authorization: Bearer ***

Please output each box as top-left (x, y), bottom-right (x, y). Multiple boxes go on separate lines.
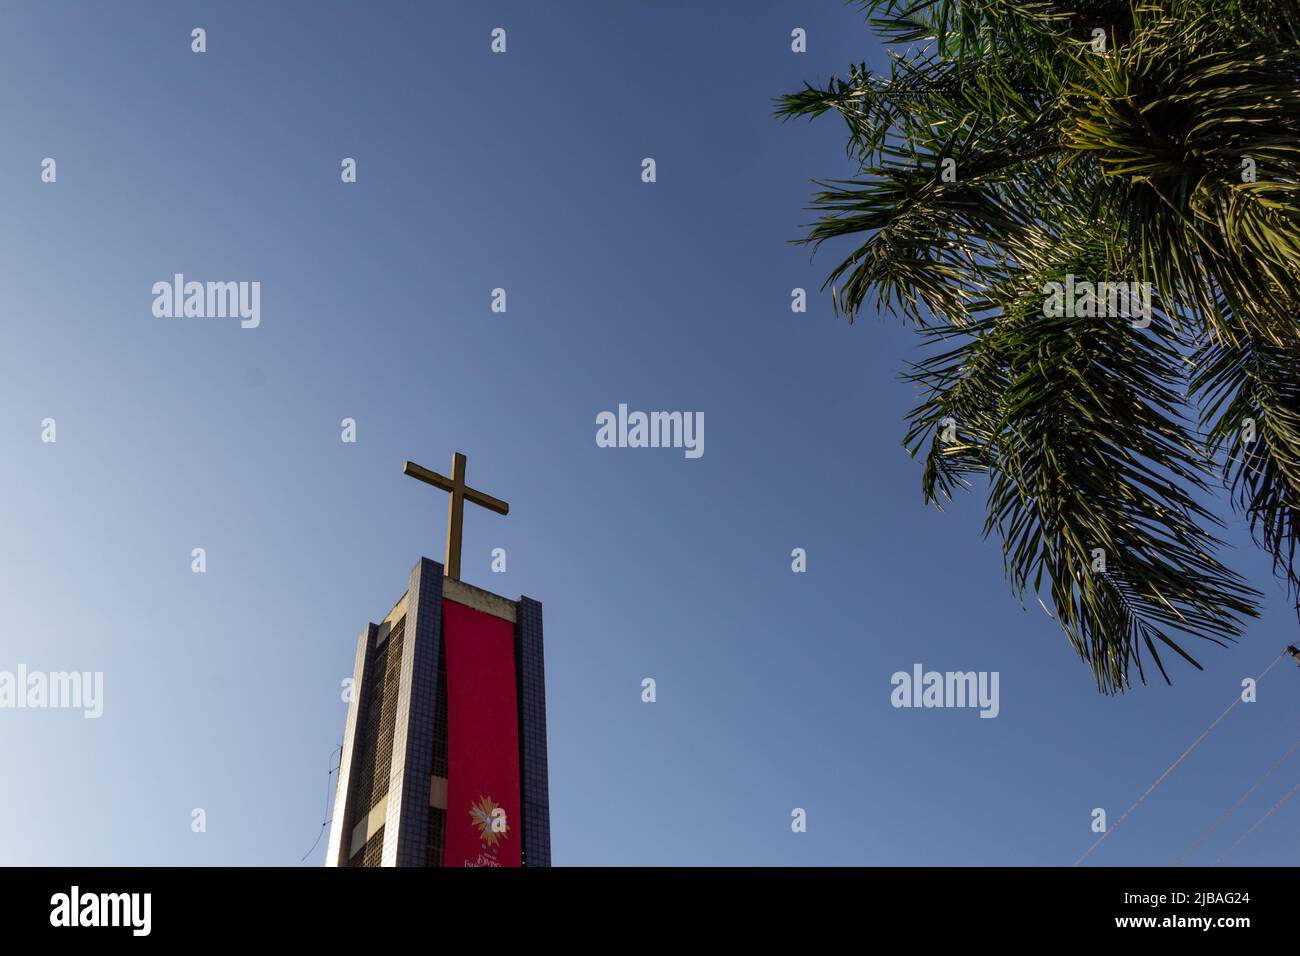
top-left (783, 0), bottom-right (1300, 690)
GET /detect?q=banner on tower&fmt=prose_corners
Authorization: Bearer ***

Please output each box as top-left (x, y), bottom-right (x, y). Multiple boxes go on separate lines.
top-left (442, 598), bottom-right (523, 867)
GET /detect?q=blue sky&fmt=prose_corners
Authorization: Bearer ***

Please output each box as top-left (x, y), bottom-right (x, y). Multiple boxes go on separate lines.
top-left (1, 0), bottom-right (1297, 866)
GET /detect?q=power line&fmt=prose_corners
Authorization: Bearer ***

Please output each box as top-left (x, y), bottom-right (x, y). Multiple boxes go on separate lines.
top-left (1072, 649), bottom-right (1288, 867)
top-left (1173, 736), bottom-right (1300, 865)
top-left (1216, 777), bottom-right (1300, 865)
top-left (301, 743), bottom-right (343, 864)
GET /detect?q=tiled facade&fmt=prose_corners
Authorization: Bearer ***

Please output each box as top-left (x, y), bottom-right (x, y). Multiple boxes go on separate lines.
top-left (382, 558), bottom-right (443, 867)
top-left (516, 596), bottom-right (551, 867)
top-left (326, 557), bottom-right (551, 867)
top-left (326, 622), bottom-right (376, 868)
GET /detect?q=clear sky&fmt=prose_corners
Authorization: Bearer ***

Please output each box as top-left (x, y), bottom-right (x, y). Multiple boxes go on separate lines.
top-left (2, 0), bottom-right (1297, 867)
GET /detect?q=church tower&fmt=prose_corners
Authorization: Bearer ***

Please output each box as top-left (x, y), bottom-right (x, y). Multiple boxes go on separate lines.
top-left (326, 454), bottom-right (550, 867)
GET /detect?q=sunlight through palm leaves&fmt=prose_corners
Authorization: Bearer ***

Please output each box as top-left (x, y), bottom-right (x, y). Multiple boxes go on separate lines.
top-left (779, 0), bottom-right (1300, 693)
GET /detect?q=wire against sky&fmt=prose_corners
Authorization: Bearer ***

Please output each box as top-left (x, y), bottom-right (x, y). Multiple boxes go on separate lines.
top-left (1174, 736), bottom-right (1300, 865)
top-left (1073, 649), bottom-right (1289, 867)
top-left (1216, 778), bottom-right (1300, 865)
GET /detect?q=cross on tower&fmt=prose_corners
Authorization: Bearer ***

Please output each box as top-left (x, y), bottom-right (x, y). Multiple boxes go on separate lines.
top-left (403, 452), bottom-right (509, 581)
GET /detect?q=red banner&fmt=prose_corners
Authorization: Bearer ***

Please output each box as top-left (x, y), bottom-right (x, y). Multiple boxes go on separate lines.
top-left (441, 598), bottom-right (522, 867)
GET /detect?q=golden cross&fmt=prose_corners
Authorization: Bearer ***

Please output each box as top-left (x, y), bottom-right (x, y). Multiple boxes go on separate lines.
top-left (403, 452), bottom-right (509, 581)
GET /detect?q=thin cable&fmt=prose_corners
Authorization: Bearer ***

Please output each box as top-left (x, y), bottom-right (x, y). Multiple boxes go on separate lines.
top-left (1173, 736), bottom-right (1300, 865)
top-left (1073, 649), bottom-right (1288, 867)
top-left (301, 744), bottom-right (343, 863)
top-left (1216, 777), bottom-right (1300, 864)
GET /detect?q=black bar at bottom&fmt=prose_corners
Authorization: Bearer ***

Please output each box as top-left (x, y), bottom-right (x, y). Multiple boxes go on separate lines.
top-left (1, 866), bottom-right (1288, 941)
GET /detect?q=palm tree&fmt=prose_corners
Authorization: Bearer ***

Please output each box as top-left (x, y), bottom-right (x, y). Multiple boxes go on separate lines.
top-left (779, 0), bottom-right (1300, 693)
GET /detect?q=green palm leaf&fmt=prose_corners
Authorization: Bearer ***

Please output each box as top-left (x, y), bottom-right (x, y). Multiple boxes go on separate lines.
top-left (782, 0), bottom-right (1300, 691)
